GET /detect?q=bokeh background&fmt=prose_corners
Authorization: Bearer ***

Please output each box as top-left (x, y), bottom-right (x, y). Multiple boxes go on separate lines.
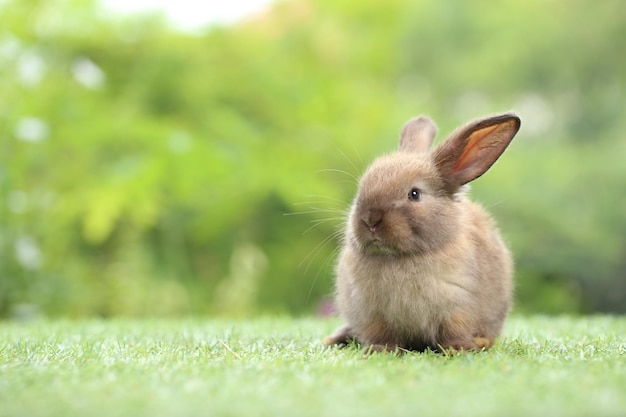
top-left (1, 0), bottom-right (625, 319)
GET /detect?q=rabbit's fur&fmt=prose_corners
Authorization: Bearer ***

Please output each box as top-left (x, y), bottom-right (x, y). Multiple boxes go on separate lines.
top-left (324, 113), bottom-right (521, 353)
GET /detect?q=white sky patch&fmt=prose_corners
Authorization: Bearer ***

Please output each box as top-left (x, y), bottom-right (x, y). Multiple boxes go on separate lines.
top-left (100, 0), bottom-right (276, 30)
top-left (17, 50), bottom-right (46, 87)
top-left (15, 235), bottom-right (42, 270)
top-left (71, 57), bottom-right (106, 89)
top-left (14, 117), bottom-right (50, 143)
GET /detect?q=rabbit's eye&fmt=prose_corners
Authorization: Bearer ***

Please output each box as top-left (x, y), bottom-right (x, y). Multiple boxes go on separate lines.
top-left (408, 188), bottom-right (421, 201)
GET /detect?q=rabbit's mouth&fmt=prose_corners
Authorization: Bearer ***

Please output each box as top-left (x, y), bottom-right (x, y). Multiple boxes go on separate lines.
top-left (362, 236), bottom-right (401, 256)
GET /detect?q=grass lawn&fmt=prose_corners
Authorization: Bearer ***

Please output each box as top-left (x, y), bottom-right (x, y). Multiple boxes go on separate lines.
top-left (1, 315), bottom-right (625, 417)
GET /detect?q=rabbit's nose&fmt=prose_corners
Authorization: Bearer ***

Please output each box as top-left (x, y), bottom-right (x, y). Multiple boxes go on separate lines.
top-left (362, 208), bottom-right (384, 232)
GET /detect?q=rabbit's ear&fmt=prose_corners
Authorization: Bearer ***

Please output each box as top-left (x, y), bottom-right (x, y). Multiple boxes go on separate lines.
top-left (434, 113), bottom-right (520, 190)
top-left (399, 116), bottom-right (437, 153)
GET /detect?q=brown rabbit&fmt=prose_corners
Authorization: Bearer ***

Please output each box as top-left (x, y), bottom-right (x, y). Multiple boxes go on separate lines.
top-left (323, 113), bottom-right (521, 353)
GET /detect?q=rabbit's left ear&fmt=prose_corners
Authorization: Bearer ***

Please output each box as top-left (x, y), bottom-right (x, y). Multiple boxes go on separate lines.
top-left (399, 116), bottom-right (437, 153)
top-left (434, 113), bottom-right (521, 190)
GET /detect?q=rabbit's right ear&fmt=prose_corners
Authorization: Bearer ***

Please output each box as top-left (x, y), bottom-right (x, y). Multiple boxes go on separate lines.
top-left (433, 113), bottom-right (520, 192)
top-left (399, 116), bottom-right (437, 153)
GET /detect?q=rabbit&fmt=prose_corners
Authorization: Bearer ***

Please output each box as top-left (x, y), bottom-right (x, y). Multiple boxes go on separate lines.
top-left (323, 112), bottom-right (521, 353)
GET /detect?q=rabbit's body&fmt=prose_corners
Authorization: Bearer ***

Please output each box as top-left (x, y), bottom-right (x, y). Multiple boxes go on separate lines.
top-left (324, 114), bottom-right (520, 352)
top-left (335, 197), bottom-right (512, 351)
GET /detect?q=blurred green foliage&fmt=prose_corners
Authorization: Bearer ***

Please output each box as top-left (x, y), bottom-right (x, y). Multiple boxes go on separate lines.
top-left (1, 0), bottom-right (624, 318)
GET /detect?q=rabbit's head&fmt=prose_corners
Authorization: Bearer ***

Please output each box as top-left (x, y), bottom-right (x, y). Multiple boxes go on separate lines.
top-left (348, 113), bottom-right (521, 256)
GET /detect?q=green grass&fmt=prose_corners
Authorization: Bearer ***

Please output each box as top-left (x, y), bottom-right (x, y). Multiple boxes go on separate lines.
top-left (1, 316), bottom-right (625, 417)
